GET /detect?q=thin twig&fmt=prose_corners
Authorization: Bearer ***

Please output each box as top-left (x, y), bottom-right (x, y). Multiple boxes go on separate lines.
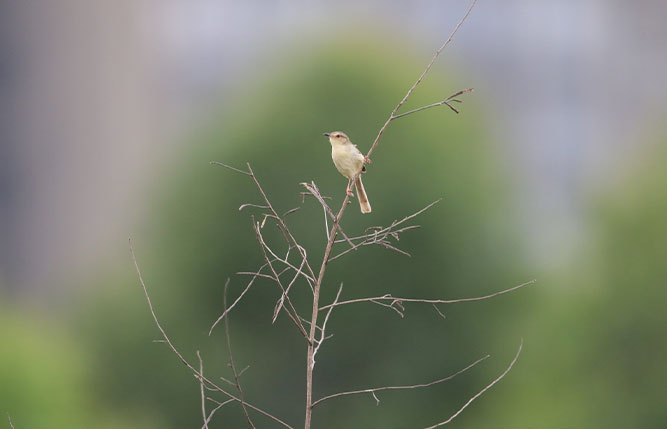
top-left (223, 280), bottom-right (256, 428)
top-left (301, 181), bottom-right (355, 249)
top-left (129, 238), bottom-right (294, 429)
top-left (210, 161), bottom-right (252, 176)
top-left (392, 88), bottom-right (474, 118)
top-left (252, 221), bottom-right (310, 340)
top-left (197, 351), bottom-right (209, 429)
top-left (7, 414), bottom-right (15, 429)
top-left (370, 299), bottom-right (405, 318)
top-left (246, 164), bottom-right (317, 283)
top-left (432, 304), bottom-right (447, 320)
top-left (329, 199), bottom-right (440, 262)
top-left (424, 340), bottom-right (523, 428)
top-left (319, 280), bottom-right (536, 311)
top-left (202, 398), bottom-right (235, 429)
top-left (365, 0), bottom-right (478, 160)
top-left (209, 262), bottom-right (271, 335)
top-left (312, 355), bottom-right (489, 408)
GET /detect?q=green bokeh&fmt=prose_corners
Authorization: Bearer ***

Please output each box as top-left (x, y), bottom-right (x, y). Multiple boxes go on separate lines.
top-left (0, 302), bottom-right (93, 428)
top-left (467, 134), bottom-right (667, 428)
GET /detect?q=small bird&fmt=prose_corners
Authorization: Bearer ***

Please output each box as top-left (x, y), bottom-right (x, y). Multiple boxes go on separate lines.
top-left (324, 131), bottom-right (372, 214)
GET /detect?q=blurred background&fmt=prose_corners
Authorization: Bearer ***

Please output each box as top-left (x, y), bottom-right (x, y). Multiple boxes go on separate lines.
top-left (2, 0), bottom-right (666, 427)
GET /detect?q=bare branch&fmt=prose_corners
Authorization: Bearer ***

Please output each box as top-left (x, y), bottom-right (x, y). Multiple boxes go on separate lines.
top-left (305, 190), bottom-right (353, 427)
top-left (223, 280), bottom-right (256, 428)
top-left (312, 354), bottom-right (489, 408)
top-left (425, 340), bottom-right (523, 428)
top-left (320, 280), bottom-right (536, 311)
top-left (7, 414), bottom-right (15, 429)
top-left (129, 238), bottom-right (294, 429)
top-left (365, 0), bottom-right (478, 160)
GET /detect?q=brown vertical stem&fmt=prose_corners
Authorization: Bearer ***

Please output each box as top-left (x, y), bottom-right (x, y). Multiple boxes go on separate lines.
top-left (305, 194), bottom-right (351, 429)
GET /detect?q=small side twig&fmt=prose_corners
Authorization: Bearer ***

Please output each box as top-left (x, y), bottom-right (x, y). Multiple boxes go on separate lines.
top-left (202, 398), bottom-right (235, 429)
top-left (312, 354), bottom-right (489, 408)
top-left (7, 414), bottom-right (15, 429)
top-left (424, 340), bottom-right (523, 428)
top-left (329, 199), bottom-right (440, 262)
top-left (392, 88), bottom-right (474, 119)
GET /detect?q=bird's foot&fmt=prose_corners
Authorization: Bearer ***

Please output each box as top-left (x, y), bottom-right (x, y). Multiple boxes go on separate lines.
top-left (346, 188), bottom-right (354, 197)
top-left (364, 156), bottom-right (372, 164)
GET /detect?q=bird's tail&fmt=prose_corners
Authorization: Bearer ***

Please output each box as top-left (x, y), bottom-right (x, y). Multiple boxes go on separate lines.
top-left (355, 176), bottom-right (371, 214)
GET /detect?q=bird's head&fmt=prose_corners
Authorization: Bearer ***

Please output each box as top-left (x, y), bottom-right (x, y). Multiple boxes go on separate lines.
top-left (323, 131), bottom-right (351, 146)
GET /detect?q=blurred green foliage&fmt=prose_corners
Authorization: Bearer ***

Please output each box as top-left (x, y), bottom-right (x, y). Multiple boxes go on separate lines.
top-left (74, 37), bottom-right (527, 427)
top-left (468, 136), bottom-right (667, 428)
top-left (0, 301), bottom-right (93, 427)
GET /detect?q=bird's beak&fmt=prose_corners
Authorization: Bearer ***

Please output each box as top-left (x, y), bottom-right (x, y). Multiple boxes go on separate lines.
top-left (323, 132), bottom-right (330, 137)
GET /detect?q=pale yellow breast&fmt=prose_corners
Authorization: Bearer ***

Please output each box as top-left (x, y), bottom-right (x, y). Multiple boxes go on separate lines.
top-left (332, 143), bottom-right (364, 179)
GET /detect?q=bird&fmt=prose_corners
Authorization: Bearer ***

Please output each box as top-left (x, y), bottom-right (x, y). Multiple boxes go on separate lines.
top-left (323, 131), bottom-right (372, 214)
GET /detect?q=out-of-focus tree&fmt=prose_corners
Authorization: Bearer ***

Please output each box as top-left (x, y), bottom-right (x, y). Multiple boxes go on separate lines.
top-left (0, 300), bottom-right (142, 428)
top-left (469, 132), bottom-right (667, 427)
top-left (78, 36), bottom-right (525, 427)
